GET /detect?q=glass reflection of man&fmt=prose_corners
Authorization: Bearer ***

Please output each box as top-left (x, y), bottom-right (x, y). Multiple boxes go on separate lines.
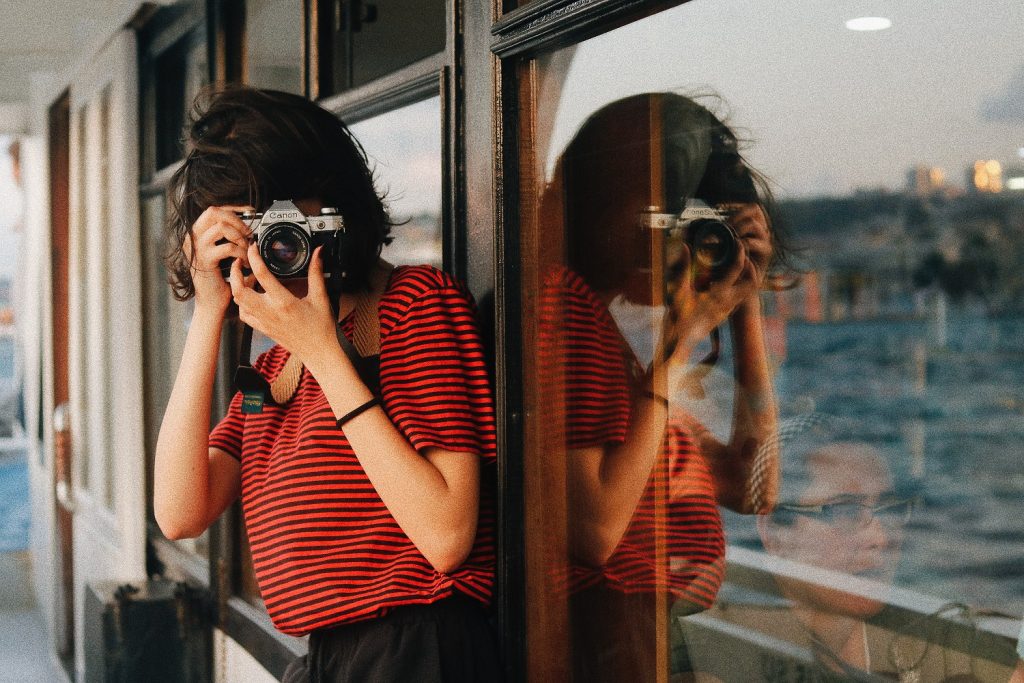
top-left (757, 431), bottom-right (912, 681)
top-left (539, 92), bottom-right (788, 681)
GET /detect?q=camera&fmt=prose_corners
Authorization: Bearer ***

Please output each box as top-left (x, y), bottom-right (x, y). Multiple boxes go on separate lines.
top-left (640, 199), bottom-right (739, 280)
top-left (219, 199), bottom-right (351, 281)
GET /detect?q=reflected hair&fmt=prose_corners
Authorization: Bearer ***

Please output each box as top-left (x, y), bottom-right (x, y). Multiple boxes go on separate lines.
top-left (556, 92), bottom-right (798, 296)
top-left (164, 86), bottom-right (394, 300)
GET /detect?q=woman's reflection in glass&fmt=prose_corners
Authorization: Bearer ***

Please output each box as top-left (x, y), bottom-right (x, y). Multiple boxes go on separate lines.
top-left (539, 92), bottom-right (788, 681)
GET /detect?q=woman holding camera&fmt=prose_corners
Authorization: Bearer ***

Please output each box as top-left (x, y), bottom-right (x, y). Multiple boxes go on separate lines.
top-left (153, 87), bottom-right (498, 682)
top-left (539, 92), bottom-right (783, 681)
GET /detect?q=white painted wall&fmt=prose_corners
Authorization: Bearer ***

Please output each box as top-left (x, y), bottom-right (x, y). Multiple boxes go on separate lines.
top-left (14, 7), bottom-right (278, 682)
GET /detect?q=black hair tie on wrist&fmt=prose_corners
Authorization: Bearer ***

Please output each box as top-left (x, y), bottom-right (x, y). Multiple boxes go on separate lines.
top-left (336, 397), bottom-right (380, 429)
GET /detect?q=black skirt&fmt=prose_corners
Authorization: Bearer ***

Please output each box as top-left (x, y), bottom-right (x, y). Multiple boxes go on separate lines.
top-left (281, 594), bottom-right (500, 683)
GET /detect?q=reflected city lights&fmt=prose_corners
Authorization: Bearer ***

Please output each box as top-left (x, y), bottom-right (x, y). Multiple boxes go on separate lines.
top-left (845, 16), bottom-right (893, 31)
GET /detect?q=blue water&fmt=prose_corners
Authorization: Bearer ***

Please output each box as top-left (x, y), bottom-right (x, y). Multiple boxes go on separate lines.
top-left (0, 337), bottom-right (14, 379)
top-left (721, 312), bottom-right (1024, 615)
top-left (0, 453), bottom-right (28, 552)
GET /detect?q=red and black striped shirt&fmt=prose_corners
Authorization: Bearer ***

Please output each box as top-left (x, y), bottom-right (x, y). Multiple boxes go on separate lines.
top-left (542, 267), bottom-right (726, 609)
top-left (209, 265), bottom-right (497, 636)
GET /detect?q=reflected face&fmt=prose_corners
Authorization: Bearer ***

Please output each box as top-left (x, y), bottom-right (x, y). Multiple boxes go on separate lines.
top-left (760, 443), bottom-right (905, 618)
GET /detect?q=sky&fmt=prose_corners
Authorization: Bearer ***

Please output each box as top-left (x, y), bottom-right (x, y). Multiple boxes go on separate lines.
top-left (349, 98), bottom-right (442, 217)
top-left (542, 0), bottom-right (1024, 199)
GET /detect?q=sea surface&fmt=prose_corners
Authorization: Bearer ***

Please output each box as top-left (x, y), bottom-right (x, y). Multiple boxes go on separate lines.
top-left (0, 452), bottom-right (29, 552)
top-left (717, 312), bottom-right (1024, 617)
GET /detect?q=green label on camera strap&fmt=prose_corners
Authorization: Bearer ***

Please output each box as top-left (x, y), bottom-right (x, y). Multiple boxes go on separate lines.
top-left (241, 391), bottom-right (265, 414)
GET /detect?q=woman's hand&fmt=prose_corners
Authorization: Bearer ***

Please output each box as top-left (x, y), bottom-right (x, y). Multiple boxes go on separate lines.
top-left (229, 243), bottom-right (340, 371)
top-left (725, 203), bottom-right (773, 281)
top-left (185, 206), bottom-right (254, 314)
top-left (658, 202), bottom-right (773, 361)
top-left (658, 239), bottom-right (758, 369)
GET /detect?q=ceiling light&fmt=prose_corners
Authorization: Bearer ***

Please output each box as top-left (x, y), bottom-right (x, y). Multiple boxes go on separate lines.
top-left (846, 17), bottom-right (892, 31)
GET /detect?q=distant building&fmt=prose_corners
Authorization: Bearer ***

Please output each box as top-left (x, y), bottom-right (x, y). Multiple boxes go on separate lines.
top-left (906, 165), bottom-right (947, 197)
top-left (967, 159), bottom-right (1003, 193)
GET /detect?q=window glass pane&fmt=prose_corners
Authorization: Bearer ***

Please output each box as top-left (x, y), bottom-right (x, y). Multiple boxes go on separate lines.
top-left (154, 31), bottom-right (207, 169)
top-left (329, 0), bottom-right (444, 92)
top-left (245, 0), bottom-right (304, 94)
top-left (349, 98), bottom-right (443, 269)
top-left (520, 2), bottom-right (1024, 681)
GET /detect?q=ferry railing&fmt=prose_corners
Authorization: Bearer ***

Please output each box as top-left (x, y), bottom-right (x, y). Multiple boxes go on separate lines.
top-left (675, 546), bottom-right (1020, 681)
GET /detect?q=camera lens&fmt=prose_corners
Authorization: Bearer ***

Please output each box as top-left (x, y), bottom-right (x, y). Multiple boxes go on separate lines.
top-left (270, 237), bottom-right (299, 264)
top-left (260, 223), bottom-right (310, 277)
top-left (688, 219), bottom-right (737, 272)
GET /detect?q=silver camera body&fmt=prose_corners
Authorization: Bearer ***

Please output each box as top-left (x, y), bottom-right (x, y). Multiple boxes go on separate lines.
top-left (227, 199), bottom-right (349, 280)
top-left (640, 199), bottom-right (739, 279)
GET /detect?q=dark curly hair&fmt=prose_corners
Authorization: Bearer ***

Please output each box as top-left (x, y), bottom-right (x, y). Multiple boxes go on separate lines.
top-left (555, 92), bottom-right (798, 297)
top-left (165, 86), bottom-right (393, 300)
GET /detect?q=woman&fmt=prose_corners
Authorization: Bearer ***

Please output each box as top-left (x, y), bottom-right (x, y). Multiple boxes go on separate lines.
top-left (538, 92), bottom-right (784, 681)
top-left (153, 87), bottom-right (499, 682)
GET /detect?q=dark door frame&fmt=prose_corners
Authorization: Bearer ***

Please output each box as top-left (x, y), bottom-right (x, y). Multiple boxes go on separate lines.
top-left (48, 89), bottom-right (74, 679)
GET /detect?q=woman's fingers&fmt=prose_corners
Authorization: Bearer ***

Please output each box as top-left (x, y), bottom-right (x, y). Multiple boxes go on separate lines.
top-left (194, 206), bottom-right (242, 233)
top-left (202, 242), bottom-right (248, 270)
top-left (191, 206), bottom-right (255, 251)
top-left (305, 247), bottom-right (329, 303)
top-left (729, 204), bottom-right (772, 275)
top-left (195, 220), bottom-right (251, 249)
top-left (193, 220), bottom-right (253, 270)
top-left (247, 242), bottom-right (291, 301)
top-left (228, 256), bottom-right (245, 294)
top-left (229, 257), bottom-right (258, 306)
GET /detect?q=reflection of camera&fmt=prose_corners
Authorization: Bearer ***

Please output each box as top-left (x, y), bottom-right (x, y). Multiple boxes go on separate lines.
top-left (641, 200), bottom-right (738, 280)
top-left (219, 199), bottom-right (350, 280)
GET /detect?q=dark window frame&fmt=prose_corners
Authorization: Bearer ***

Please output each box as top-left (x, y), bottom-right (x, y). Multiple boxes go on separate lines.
top-left (493, 0), bottom-right (684, 57)
top-left (138, 0), bottom-right (212, 550)
top-left (138, 0), bottom-right (208, 182)
top-left (318, 58), bottom-right (456, 278)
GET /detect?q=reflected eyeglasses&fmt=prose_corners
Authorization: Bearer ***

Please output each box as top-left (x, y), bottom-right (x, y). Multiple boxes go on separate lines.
top-left (770, 497), bottom-right (915, 529)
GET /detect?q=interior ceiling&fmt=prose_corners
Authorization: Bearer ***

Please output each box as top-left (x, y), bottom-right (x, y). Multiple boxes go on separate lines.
top-left (0, 1), bottom-right (128, 103)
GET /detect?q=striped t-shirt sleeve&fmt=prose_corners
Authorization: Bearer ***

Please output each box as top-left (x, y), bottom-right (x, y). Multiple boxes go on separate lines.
top-left (208, 390), bottom-right (245, 460)
top-left (542, 268), bottom-right (630, 449)
top-left (380, 285), bottom-right (497, 459)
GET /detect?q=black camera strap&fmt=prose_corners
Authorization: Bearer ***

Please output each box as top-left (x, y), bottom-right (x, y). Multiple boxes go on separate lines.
top-left (234, 324), bottom-right (275, 414)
